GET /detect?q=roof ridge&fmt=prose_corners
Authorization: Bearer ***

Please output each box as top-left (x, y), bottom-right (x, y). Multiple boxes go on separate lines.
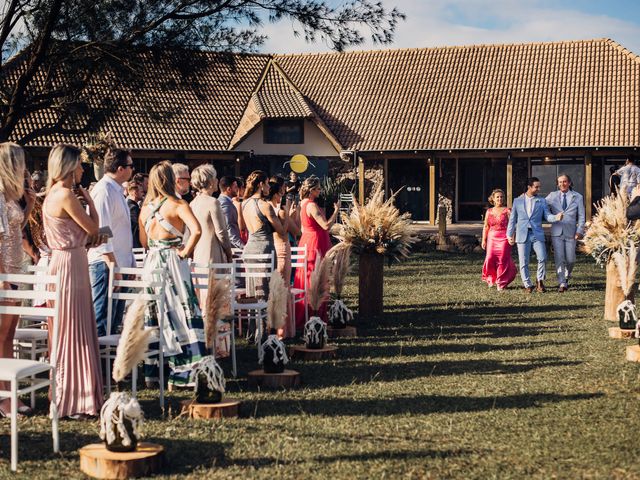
top-left (603, 38), bottom-right (640, 64)
top-left (274, 37), bottom-right (617, 59)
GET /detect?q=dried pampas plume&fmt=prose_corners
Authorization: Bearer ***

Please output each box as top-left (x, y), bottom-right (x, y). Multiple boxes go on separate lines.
top-left (205, 275), bottom-right (230, 350)
top-left (113, 298), bottom-right (152, 383)
top-left (613, 242), bottom-right (638, 298)
top-left (267, 273), bottom-right (289, 330)
top-left (327, 242), bottom-right (351, 297)
top-left (308, 252), bottom-right (331, 314)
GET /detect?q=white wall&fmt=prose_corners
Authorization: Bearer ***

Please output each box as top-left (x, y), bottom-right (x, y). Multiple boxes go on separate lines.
top-left (234, 119), bottom-right (338, 156)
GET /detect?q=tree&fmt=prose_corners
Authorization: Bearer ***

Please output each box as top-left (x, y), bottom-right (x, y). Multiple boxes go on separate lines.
top-left (0, 0), bottom-right (404, 143)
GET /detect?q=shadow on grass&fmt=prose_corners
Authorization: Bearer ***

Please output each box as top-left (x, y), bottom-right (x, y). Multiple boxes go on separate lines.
top-left (253, 392), bottom-right (603, 417)
top-left (315, 447), bottom-right (474, 463)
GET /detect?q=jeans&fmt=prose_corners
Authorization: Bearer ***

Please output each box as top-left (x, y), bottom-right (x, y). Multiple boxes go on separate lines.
top-left (551, 236), bottom-right (576, 287)
top-left (89, 261), bottom-right (126, 337)
top-left (516, 230), bottom-right (547, 288)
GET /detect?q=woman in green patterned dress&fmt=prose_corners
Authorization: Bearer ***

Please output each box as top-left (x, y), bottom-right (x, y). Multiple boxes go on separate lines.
top-left (139, 160), bottom-right (205, 387)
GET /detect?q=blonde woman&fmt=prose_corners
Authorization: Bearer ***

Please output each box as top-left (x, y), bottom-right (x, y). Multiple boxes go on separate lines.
top-left (481, 189), bottom-right (517, 291)
top-left (43, 144), bottom-right (104, 418)
top-left (0, 143), bottom-right (35, 416)
top-left (138, 161), bottom-right (206, 388)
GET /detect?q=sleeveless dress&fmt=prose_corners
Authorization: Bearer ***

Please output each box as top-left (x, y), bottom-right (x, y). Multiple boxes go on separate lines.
top-left (43, 200), bottom-right (104, 417)
top-left (142, 198), bottom-right (207, 387)
top-left (481, 208), bottom-right (517, 289)
top-left (273, 204), bottom-right (294, 338)
top-left (242, 198), bottom-right (275, 299)
top-left (293, 198), bottom-right (332, 328)
top-left (0, 194), bottom-right (25, 275)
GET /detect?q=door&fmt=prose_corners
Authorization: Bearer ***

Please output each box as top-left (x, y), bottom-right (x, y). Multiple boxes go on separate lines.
top-left (388, 158), bottom-right (429, 221)
top-left (458, 159), bottom-right (507, 221)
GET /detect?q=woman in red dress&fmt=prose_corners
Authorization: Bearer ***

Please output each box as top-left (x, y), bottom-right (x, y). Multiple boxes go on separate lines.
top-left (293, 176), bottom-right (339, 329)
top-left (481, 189), bottom-right (517, 291)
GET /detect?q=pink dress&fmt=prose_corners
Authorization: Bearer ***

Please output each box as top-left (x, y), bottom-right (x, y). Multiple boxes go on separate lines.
top-left (43, 202), bottom-right (103, 417)
top-left (482, 208), bottom-right (517, 289)
top-left (293, 198), bottom-right (332, 329)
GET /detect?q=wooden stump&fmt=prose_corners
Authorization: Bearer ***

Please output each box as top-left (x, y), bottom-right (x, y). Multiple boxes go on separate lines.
top-left (289, 345), bottom-right (338, 361)
top-left (609, 327), bottom-right (636, 339)
top-left (327, 326), bottom-right (357, 338)
top-left (247, 369), bottom-right (300, 389)
top-left (79, 443), bottom-right (164, 479)
top-left (605, 260), bottom-right (627, 321)
top-left (359, 253), bottom-right (384, 318)
top-left (179, 398), bottom-right (241, 419)
top-left (626, 345), bottom-right (640, 362)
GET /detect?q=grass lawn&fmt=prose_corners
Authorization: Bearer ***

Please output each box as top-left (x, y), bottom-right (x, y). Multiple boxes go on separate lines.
top-left (2, 251), bottom-right (640, 479)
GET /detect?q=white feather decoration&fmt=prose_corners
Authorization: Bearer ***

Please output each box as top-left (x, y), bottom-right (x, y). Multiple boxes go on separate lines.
top-left (112, 298), bottom-right (152, 383)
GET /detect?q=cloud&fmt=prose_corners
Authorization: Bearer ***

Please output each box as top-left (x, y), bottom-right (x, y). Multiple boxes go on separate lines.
top-left (260, 0), bottom-right (640, 55)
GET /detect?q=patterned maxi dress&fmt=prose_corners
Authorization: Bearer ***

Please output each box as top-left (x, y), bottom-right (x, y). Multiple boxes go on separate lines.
top-left (143, 198), bottom-right (208, 387)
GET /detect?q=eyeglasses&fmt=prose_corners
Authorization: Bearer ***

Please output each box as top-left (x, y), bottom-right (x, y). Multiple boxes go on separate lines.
top-left (124, 163), bottom-right (134, 169)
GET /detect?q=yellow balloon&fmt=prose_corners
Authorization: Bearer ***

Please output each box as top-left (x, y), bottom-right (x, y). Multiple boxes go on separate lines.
top-left (289, 154), bottom-right (309, 173)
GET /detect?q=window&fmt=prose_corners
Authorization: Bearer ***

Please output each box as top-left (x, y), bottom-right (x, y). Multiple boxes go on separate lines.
top-left (264, 119), bottom-right (304, 144)
top-left (531, 157), bottom-right (585, 197)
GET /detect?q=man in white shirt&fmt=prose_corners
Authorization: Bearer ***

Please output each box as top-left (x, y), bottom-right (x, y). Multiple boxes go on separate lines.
top-left (614, 157), bottom-right (640, 197)
top-left (88, 149), bottom-right (136, 336)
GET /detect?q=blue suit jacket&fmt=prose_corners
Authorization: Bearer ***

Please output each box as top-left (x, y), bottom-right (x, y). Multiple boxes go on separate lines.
top-left (507, 194), bottom-right (559, 243)
top-left (545, 190), bottom-right (586, 238)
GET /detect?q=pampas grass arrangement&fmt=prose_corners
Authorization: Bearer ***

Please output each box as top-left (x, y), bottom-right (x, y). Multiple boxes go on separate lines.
top-left (112, 299), bottom-right (152, 383)
top-left (205, 275), bottom-right (231, 350)
top-left (336, 186), bottom-right (417, 262)
top-left (307, 252), bottom-right (332, 315)
top-left (267, 273), bottom-right (289, 331)
top-left (327, 242), bottom-right (354, 327)
top-left (613, 242), bottom-right (638, 298)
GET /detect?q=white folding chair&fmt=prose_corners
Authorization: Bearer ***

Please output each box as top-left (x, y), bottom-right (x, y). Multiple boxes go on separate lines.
top-left (13, 265), bottom-right (50, 363)
top-left (290, 245), bottom-right (309, 330)
top-left (132, 248), bottom-right (147, 268)
top-left (232, 252), bottom-right (275, 340)
top-left (191, 262), bottom-right (237, 377)
top-left (338, 193), bottom-right (355, 222)
top-left (0, 272), bottom-right (61, 472)
top-left (100, 265), bottom-right (166, 408)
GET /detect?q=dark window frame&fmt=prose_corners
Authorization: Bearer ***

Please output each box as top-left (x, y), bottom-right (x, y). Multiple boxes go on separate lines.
top-left (263, 119), bottom-right (305, 144)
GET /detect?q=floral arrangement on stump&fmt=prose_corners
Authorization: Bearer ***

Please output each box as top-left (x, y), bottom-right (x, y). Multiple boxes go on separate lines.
top-left (80, 131), bottom-right (119, 181)
top-left (613, 243), bottom-right (638, 331)
top-left (336, 186), bottom-right (417, 318)
top-left (304, 253), bottom-right (331, 349)
top-left (327, 243), bottom-right (354, 329)
top-left (260, 274), bottom-right (289, 373)
top-left (583, 194), bottom-right (640, 321)
top-left (102, 299), bottom-right (150, 452)
top-left (188, 276), bottom-right (230, 404)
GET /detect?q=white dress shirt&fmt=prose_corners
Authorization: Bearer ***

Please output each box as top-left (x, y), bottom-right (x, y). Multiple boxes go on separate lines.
top-left (88, 175), bottom-right (135, 268)
top-left (525, 194), bottom-right (535, 217)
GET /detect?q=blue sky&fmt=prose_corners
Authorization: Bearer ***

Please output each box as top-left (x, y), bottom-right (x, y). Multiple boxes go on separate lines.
top-left (261, 0), bottom-right (640, 55)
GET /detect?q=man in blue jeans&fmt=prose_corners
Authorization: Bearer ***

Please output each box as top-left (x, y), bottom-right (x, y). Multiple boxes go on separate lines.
top-left (507, 177), bottom-right (563, 293)
top-left (88, 149), bottom-right (136, 336)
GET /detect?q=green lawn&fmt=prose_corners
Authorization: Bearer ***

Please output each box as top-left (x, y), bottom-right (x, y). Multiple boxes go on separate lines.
top-left (2, 251), bottom-right (640, 479)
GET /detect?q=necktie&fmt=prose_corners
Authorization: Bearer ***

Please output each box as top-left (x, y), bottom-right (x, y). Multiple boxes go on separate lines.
top-left (562, 193), bottom-right (567, 210)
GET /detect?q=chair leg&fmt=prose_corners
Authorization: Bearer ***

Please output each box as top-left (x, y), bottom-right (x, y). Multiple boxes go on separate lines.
top-left (50, 369), bottom-right (59, 453)
top-left (11, 378), bottom-right (18, 472)
top-left (230, 320), bottom-right (237, 378)
top-left (31, 343), bottom-right (36, 409)
top-left (159, 349), bottom-right (165, 412)
top-left (105, 347), bottom-right (112, 396)
top-left (132, 366), bottom-right (138, 397)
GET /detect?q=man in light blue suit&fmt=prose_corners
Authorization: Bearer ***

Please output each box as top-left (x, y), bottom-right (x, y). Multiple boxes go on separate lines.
top-left (507, 177), bottom-right (563, 293)
top-left (545, 174), bottom-right (585, 292)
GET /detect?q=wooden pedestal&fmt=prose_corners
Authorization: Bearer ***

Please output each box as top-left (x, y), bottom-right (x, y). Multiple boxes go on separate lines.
top-left (609, 327), bottom-right (636, 339)
top-left (79, 443), bottom-right (164, 479)
top-left (626, 345), bottom-right (640, 362)
top-left (605, 260), bottom-right (629, 321)
top-left (180, 398), bottom-right (241, 419)
top-left (247, 369), bottom-right (300, 389)
top-left (289, 345), bottom-right (338, 361)
top-left (327, 326), bottom-right (357, 338)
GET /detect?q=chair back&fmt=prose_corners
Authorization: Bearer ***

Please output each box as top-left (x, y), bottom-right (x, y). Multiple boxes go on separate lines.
top-left (190, 262), bottom-right (235, 311)
top-left (0, 272), bottom-right (61, 364)
top-left (132, 248), bottom-right (147, 268)
top-left (290, 245), bottom-right (308, 289)
top-left (234, 252), bottom-right (275, 279)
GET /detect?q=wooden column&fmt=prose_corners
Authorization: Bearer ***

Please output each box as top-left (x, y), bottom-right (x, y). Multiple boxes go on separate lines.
top-left (506, 156), bottom-right (513, 207)
top-left (429, 158), bottom-right (436, 225)
top-left (358, 157), bottom-right (365, 204)
top-left (585, 153), bottom-right (592, 220)
top-left (383, 157), bottom-right (389, 199)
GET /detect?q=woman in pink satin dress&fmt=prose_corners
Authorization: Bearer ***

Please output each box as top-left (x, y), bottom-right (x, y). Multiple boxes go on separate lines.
top-left (481, 189), bottom-right (517, 291)
top-left (44, 144), bottom-right (104, 418)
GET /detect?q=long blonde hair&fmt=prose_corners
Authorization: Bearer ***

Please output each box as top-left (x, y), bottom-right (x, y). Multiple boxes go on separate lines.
top-left (299, 176), bottom-right (321, 200)
top-left (0, 142), bottom-right (26, 201)
top-left (47, 144), bottom-right (81, 192)
top-left (145, 160), bottom-right (177, 204)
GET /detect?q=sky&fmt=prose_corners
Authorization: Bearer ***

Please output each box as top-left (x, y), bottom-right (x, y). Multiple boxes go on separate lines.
top-left (260, 0), bottom-right (640, 55)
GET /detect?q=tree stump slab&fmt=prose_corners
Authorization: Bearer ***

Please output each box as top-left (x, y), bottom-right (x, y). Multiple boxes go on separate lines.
top-left (79, 443), bottom-right (164, 479)
top-left (180, 398), bottom-right (241, 419)
top-left (327, 326), bottom-right (357, 338)
top-left (289, 345), bottom-right (338, 361)
top-left (247, 369), bottom-right (300, 389)
top-left (626, 345), bottom-right (640, 362)
top-left (609, 327), bottom-right (636, 339)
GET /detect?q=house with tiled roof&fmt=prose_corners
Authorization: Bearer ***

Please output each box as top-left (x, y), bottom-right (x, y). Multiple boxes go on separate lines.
top-left (11, 38), bottom-right (640, 222)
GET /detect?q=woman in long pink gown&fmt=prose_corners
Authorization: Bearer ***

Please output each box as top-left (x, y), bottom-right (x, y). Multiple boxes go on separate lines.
top-left (293, 177), bottom-right (339, 329)
top-left (481, 189), bottom-right (517, 291)
top-left (44, 144), bottom-right (104, 418)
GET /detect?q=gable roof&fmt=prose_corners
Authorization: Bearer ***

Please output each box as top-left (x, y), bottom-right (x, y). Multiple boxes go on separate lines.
top-left (275, 38), bottom-right (640, 151)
